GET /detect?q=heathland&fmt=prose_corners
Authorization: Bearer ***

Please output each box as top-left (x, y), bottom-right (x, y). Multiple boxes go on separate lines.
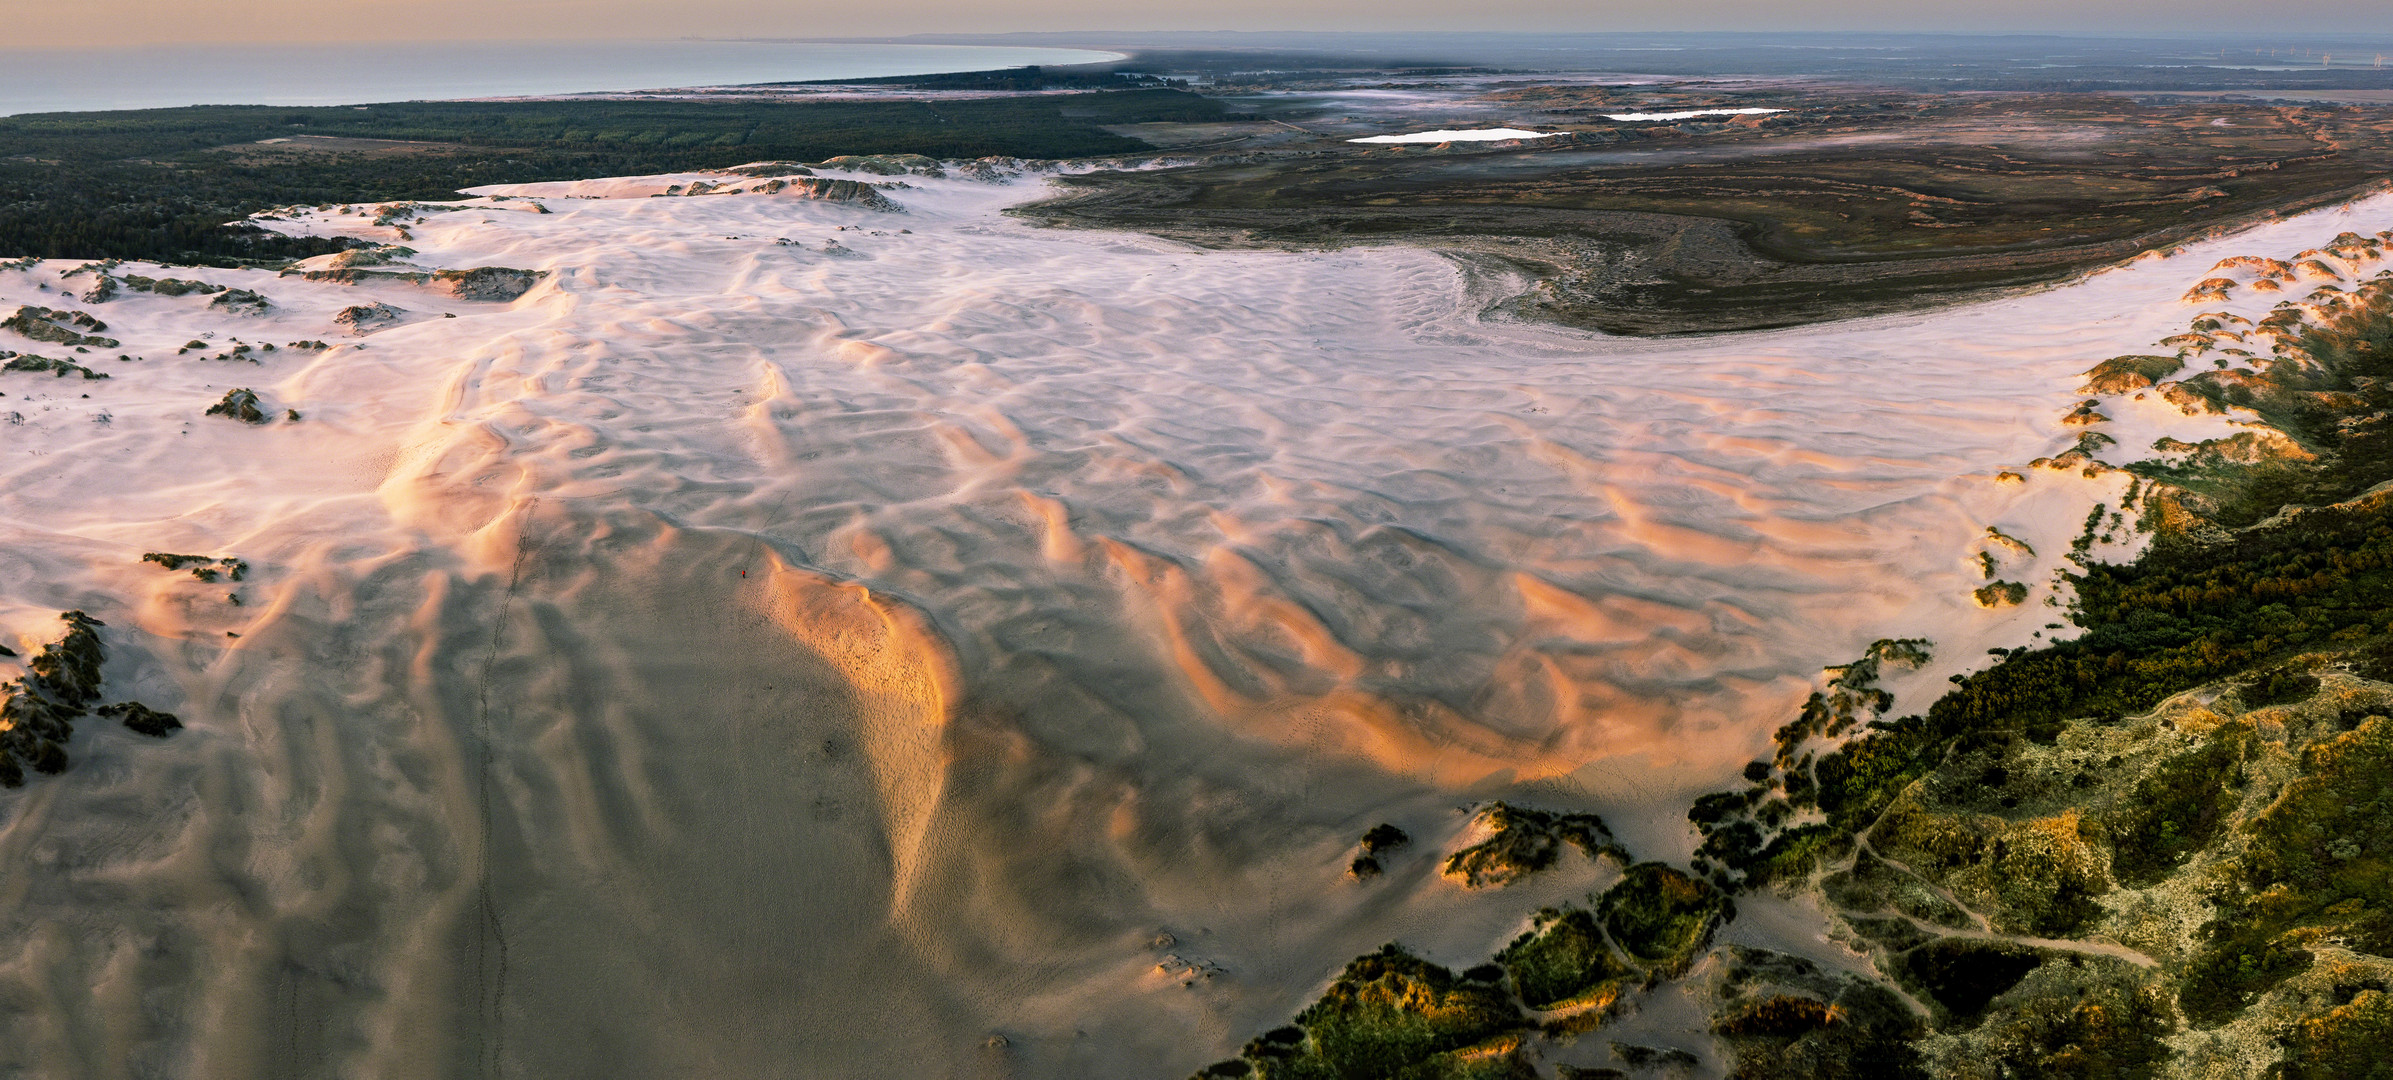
top-left (0, 89), bottom-right (1218, 265)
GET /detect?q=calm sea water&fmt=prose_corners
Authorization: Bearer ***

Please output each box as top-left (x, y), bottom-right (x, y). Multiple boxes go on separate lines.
top-left (0, 41), bottom-right (1124, 117)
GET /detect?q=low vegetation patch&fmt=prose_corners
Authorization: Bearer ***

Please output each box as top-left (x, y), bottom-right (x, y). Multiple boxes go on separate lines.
top-left (0, 611), bottom-right (177, 785)
top-left (0, 92), bottom-right (1222, 266)
top-left (205, 388), bottom-right (268, 423)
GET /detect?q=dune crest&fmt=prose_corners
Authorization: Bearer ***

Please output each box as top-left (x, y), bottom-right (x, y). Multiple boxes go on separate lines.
top-left (763, 556), bottom-right (960, 924)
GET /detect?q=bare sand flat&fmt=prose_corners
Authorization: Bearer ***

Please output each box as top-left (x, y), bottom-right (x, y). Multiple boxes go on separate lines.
top-left (0, 167), bottom-right (2380, 1077)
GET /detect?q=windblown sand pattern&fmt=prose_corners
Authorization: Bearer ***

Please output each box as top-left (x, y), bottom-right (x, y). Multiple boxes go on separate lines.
top-left (0, 168), bottom-right (2377, 1077)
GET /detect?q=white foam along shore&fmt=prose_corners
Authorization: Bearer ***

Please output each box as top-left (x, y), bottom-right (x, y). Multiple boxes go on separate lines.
top-left (1347, 127), bottom-right (1559, 143)
top-left (0, 157), bottom-right (2381, 1077)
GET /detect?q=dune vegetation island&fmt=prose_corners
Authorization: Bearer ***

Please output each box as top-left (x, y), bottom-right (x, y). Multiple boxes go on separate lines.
top-left (0, 611), bottom-right (179, 786)
top-left (1189, 227), bottom-right (2393, 1078)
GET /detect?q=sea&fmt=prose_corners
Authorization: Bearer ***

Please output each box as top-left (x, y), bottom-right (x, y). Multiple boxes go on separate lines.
top-left (0, 40), bottom-right (1125, 117)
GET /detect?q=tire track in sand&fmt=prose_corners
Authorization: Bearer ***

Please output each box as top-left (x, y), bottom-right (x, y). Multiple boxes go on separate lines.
top-left (471, 499), bottom-right (542, 1077)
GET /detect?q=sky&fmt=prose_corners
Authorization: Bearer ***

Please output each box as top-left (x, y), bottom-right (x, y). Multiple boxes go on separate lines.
top-left (4, 0), bottom-right (2390, 49)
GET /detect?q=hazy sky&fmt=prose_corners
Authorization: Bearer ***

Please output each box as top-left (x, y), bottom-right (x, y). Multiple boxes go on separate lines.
top-left (9, 0), bottom-right (2390, 49)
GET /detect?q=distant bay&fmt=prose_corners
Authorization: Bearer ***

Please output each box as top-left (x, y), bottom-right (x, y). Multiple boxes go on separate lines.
top-left (0, 40), bottom-right (1124, 117)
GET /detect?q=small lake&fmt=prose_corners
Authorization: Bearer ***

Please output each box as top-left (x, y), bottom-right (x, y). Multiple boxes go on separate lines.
top-left (0, 40), bottom-right (1124, 117)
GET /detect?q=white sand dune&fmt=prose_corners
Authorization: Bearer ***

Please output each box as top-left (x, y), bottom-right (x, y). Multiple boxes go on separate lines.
top-left (1602, 108), bottom-right (1787, 122)
top-left (0, 168), bottom-right (2382, 1077)
top-left (1347, 128), bottom-right (1558, 143)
